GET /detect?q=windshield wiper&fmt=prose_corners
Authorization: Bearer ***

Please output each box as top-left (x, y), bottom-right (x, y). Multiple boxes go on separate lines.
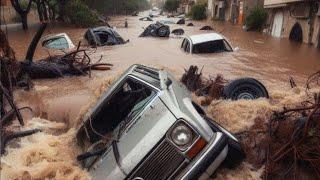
top-left (77, 146), bottom-right (108, 161)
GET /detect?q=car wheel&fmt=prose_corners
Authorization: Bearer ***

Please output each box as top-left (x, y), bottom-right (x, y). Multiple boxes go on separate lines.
top-left (204, 116), bottom-right (245, 169)
top-left (222, 78), bottom-right (269, 100)
top-left (157, 26), bottom-right (169, 37)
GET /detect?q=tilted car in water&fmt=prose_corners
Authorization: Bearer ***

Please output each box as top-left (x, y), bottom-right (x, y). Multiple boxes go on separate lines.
top-left (84, 26), bottom-right (128, 47)
top-left (139, 22), bottom-right (170, 37)
top-left (76, 64), bottom-right (245, 180)
top-left (41, 33), bottom-right (75, 50)
top-left (181, 33), bottom-right (239, 54)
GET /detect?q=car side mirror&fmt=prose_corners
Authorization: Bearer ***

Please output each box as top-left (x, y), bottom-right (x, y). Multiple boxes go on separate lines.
top-left (234, 47), bottom-right (239, 52)
top-left (165, 78), bottom-right (172, 90)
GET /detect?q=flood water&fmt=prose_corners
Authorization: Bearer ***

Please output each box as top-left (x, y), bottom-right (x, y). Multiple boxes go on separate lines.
top-left (1, 13), bottom-right (320, 179)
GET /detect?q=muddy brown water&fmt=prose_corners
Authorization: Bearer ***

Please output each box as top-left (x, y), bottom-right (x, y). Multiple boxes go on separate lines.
top-left (1, 13), bottom-right (320, 179)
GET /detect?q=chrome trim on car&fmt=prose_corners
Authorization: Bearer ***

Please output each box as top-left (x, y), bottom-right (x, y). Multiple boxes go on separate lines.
top-left (166, 119), bottom-right (201, 153)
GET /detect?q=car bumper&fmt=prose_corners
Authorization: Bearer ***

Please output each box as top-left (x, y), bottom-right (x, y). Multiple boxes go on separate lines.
top-left (177, 132), bottom-right (228, 180)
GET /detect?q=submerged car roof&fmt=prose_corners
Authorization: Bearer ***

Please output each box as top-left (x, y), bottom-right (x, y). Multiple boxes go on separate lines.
top-left (188, 33), bottom-right (224, 44)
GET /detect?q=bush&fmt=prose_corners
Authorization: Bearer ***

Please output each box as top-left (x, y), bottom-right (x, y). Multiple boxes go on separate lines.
top-left (164, 0), bottom-right (180, 12)
top-left (245, 6), bottom-right (267, 31)
top-left (189, 4), bottom-right (206, 20)
top-left (65, 0), bottom-right (99, 27)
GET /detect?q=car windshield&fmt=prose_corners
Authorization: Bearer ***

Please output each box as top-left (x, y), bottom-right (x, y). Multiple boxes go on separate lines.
top-left (77, 77), bottom-right (157, 146)
top-left (42, 36), bottom-right (69, 50)
top-left (192, 39), bottom-right (233, 53)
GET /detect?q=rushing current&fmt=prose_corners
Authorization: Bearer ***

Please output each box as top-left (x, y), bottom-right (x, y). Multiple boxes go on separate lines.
top-left (1, 12), bottom-right (320, 179)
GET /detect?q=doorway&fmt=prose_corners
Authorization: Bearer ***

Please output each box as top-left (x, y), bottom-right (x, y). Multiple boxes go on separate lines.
top-left (289, 23), bottom-right (303, 43)
top-left (271, 11), bottom-right (283, 38)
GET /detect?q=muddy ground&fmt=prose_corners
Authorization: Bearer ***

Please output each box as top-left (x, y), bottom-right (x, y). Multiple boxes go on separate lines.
top-left (1, 12), bottom-right (320, 179)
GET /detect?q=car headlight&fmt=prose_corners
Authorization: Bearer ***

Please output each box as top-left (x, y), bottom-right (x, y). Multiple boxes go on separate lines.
top-left (170, 123), bottom-right (193, 148)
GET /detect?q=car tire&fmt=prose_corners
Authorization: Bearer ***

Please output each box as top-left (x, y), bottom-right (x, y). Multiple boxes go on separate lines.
top-left (222, 78), bottom-right (269, 100)
top-left (204, 116), bottom-right (245, 169)
top-left (157, 26), bottom-right (169, 37)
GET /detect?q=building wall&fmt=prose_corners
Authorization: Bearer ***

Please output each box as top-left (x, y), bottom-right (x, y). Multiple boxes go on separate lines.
top-left (264, 0), bottom-right (303, 6)
top-left (281, 7), bottom-right (310, 43)
top-left (0, 0), bottom-right (10, 6)
top-left (267, 2), bottom-right (319, 47)
top-left (312, 16), bottom-right (320, 47)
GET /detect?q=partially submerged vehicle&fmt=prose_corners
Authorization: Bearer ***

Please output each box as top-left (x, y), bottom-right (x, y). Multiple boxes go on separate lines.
top-left (181, 33), bottom-right (238, 54)
top-left (76, 64), bottom-right (245, 180)
top-left (158, 18), bottom-right (185, 25)
top-left (84, 26), bottom-right (127, 47)
top-left (139, 17), bottom-right (153, 21)
top-left (139, 22), bottom-right (170, 37)
top-left (41, 33), bottom-right (75, 50)
top-left (172, 28), bottom-right (185, 36)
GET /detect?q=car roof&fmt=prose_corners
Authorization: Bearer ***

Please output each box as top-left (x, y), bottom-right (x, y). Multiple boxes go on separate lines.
top-left (42, 33), bottom-right (69, 41)
top-left (188, 33), bottom-right (224, 44)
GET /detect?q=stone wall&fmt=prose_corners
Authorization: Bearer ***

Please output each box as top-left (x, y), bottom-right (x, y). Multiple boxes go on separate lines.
top-left (281, 7), bottom-right (310, 43)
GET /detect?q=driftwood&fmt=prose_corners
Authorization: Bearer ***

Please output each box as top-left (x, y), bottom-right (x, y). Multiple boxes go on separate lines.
top-left (235, 73), bottom-right (320, 179)
top-left (181, 65), bottom-right (228, 103)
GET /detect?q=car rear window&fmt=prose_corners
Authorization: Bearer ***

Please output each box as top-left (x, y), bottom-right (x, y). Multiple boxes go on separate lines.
top-left (192, 40), bottom-right (232, 54)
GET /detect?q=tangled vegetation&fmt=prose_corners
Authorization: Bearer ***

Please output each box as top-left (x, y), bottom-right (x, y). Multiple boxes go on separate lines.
top-left (245, 6), bottom-right (267, 31)
top-left (64, 0), bottom-right (99, 27)
top-left (189, 3), bottom-right (207, 20)
top-left (163, 0), bottom-right (180, 12)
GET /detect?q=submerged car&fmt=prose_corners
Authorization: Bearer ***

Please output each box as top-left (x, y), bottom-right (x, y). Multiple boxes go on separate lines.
top-left (181, 33), bottom-right (238, 54)
top-left (84, 26), bottom-right (127, 47)
top-left (158, 18), bottom-right (185, 25)
top-left (76, 64), bottom-right (245, 180)
top-left (139, 22), bottom-right (170, 37)
top-left (41, 33), bottom-right (75, 50)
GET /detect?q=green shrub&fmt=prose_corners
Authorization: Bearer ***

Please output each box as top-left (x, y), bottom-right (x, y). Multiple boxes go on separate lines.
top-left (164, 0), bottom-right (180, 12)
top-left (245, 6), bottom-right (267, 31)
top-left (65, 0), bottom-right (99, 27)
top-left (189, 4), bottom-right (206, 20)
top-left (19, 0), bottom-right (37, 10)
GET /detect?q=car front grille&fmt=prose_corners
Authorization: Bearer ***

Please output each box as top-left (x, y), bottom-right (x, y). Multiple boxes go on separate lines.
top-left (128, 140), bottom-right (186, 180)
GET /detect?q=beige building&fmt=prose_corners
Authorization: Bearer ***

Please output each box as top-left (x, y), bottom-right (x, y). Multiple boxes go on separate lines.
top-left (207, 0), bottom-right (263, 24)
top-left (265, 0), bottom-right (320, 48)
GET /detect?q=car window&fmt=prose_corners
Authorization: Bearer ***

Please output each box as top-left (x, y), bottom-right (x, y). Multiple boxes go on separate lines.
top-left (192, 40), bottom-right (229, 54)
top-left (81, 77), bottom-right (157, 144)
top-left (43, 37), bottom-right (69, 50)
top-left (181, 38), bottom-right (190, 53)
top-left (223, 40), bottom-right (233, 52)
